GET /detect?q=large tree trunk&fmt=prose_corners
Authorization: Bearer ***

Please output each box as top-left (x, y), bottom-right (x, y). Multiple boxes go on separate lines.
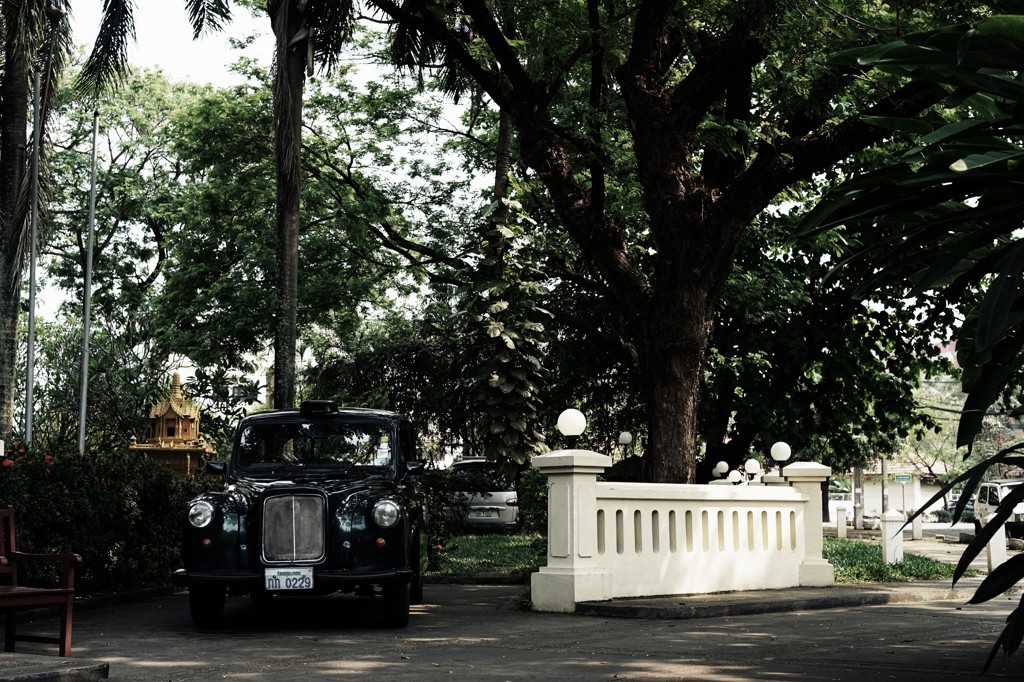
top-left (0, 30), bottom-right (30, 438)
top-left (637, 286), bottom-right (713, 483)
top-left (269, 0), bottom-right (307, 410)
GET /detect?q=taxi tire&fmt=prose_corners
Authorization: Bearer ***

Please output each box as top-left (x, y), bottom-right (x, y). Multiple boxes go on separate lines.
top-left (189, 584), bottom-right (226, 629)
top-left (410, 540), bottom-right (424, 605)
top-left (381, 582), bottom-right (411, 628)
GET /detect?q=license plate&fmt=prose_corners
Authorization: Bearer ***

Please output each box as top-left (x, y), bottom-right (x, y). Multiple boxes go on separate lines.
top-left (470, 510), bottom-right (496, 518)
top-left (264, 567), bottom-right (313, 590)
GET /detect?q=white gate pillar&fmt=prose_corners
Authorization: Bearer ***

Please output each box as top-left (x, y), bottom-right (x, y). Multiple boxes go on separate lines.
top-left (530, 449), bottom-right (612, 612)
top-left (783, 461), bottom-right (835, 586)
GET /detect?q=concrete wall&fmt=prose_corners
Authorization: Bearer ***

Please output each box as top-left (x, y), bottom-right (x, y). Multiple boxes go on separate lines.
top-left (530, 451), bottom-right (834, 612)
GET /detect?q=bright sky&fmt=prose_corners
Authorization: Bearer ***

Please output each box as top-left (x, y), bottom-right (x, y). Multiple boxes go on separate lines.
top-left (71, 2), bottom-right (274, 85)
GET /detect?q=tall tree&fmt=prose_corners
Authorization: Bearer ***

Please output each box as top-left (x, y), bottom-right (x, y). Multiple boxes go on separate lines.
top-left (82, 0), bottom-right (346, 410)
top-left (370, 0), bottom-right (977, 481)
top-left (0, 0), bottom-right (70, 438)
top-left (37, 69), bottom-right (213, 451)
top-left (260, 0), bottom-right (355, 408)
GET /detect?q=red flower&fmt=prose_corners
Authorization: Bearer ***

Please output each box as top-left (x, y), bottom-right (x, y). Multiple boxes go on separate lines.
top-left (2, 459), bottom-right (13, 467)
top-left (43, 455), bottom-right (54, 464)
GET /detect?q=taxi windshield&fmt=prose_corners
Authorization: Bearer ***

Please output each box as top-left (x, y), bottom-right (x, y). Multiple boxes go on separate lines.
top-left (235, 421), bottom-right (394, 473)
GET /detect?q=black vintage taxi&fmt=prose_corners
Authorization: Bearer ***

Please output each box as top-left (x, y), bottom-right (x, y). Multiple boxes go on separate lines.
top-left (171, 400), bottom-right (428, 628)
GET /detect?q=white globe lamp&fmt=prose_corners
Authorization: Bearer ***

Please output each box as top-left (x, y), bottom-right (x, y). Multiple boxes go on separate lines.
top-left (770, 441), bottom-right (792, 476)
top-left (557, 409), bottom-right (587, 447)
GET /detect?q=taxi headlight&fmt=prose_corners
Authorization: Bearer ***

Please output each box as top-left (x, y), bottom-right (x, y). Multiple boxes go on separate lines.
top-left (188, 500), bottom-right (215, 528)
top-left (372, 500), bottom-right (401, 529)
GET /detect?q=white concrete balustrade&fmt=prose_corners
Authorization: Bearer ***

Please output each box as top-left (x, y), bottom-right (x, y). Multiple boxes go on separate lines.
top-left (531, 450), bottom-right (834, 612)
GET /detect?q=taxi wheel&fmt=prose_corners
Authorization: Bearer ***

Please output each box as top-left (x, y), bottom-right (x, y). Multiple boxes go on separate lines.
top-left (250, 587), bottom-right (273, 606)
top-left (381, 582), bottom-right (411, 628)
top-left (189, 584), bottom-right (225, 629)
top-left (410, 540), bottom-right (424, 605)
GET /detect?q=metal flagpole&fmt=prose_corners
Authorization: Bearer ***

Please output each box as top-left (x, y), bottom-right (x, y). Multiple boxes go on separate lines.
top-left (78, 111), bottom-right (99, 455)
top-left (25, 70), bottom-right (41, 446)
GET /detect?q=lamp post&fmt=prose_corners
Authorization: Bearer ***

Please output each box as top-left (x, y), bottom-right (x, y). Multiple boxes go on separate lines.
top-left (557, 409), bottom-right (587, 448)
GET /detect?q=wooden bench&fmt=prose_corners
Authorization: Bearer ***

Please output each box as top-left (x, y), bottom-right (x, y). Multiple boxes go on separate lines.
top-left (0, 505), bottom-right (82, 657)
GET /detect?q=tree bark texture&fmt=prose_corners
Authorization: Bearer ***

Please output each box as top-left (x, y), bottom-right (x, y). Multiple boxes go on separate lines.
top-left (269, 0), bottom-right (307, 410)
top-left (0, 27), bottom-right (30, 438)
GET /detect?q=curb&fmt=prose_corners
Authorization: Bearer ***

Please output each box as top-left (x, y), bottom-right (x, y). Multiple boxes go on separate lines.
top-left (0, 656), bottom-right (108, 682)
top-left (574, 581), bottom-right (987, 620)
top-left (425, 573), bottom-right (529, 585)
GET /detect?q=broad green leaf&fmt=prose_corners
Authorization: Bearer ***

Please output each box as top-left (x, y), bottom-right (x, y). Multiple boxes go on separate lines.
top-left (977, 15), bottom-right (1024, 42)
top-left (969, 554), bottom-right (1024, 605)
top-left (950, 150), bottom-right (1024, 172)
top-left (860, 116), bottom-right (934, 135)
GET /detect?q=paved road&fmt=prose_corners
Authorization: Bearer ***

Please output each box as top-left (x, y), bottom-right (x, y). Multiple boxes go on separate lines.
top-left (3, 527), bottom-right (1023, 681)
top-left (4, 580), bottom-right (1021, 681)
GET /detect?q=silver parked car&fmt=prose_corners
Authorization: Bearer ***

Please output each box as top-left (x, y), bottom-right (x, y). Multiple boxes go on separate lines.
top-left (975, 479), bottom-right (1024, 538)
top-left (446, 459), bottom-right (519, 531)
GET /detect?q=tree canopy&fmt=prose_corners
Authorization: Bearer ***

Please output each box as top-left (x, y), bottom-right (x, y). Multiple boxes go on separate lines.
top-left (26, 3), bottom-right (977, 478)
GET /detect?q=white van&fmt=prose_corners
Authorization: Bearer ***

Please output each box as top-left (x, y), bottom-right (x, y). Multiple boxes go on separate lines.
top-left (975, 480), bottom-right (1024, 538)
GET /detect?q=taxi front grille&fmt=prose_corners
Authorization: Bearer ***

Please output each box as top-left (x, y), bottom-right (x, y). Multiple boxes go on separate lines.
top-left (262, 494), bottom-right (326, 563)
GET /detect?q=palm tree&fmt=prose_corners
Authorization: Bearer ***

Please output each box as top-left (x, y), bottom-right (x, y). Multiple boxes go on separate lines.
top-left (0, 0), bottom-right (72, 438)
top-left (265, 0), bottom-right (353, 409)
top-left (82, 0), bottom-right (355, 411)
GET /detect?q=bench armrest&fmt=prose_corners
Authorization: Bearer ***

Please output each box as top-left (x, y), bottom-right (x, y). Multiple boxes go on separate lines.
top-left (9, 551), bottom-right (83, 588)
top-left (10, 551), bottom-right (82, 564)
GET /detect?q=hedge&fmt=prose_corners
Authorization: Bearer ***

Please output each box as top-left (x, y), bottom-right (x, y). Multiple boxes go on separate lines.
top-left (0, 442), bottom-right (215, 597)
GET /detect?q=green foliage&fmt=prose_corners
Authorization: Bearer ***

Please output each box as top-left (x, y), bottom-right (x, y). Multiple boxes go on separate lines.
top-left (416, 468), bottom-right (473, 544)
top-left (0, 442), bottom-right (213, 596)
top-left (515, 467), bottom-right (548, 534)
top-left (378, 0), bottom-right (979, 482)
top-left (824, 537), bottom-right (971, 583)
top-left (184, 367), bottom-right (260, 451)
top-left (800, 2), bottom-right (1024, 453)
top-left (19, 316), bottom-right (174, 457)
top-left (426, 533), bottom-right (546, 578)
top-left (465, 277), bottom-right (550, 466)
top-left (702, 210), bottom-right (953, 473)
top-left (416, 464), bottom-right (546, 544)
top-left (802, 6), bottom-right (1024, 664)
top-left (451, 200), bottom-right (553, 468)
top-left (931, 507), bottom-right (975, 523)
top-left (309, 308), bottom-right (477, 462)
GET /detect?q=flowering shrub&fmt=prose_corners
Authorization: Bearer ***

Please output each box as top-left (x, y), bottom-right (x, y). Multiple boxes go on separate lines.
top-left (0, 442), bottom-right (214, 597)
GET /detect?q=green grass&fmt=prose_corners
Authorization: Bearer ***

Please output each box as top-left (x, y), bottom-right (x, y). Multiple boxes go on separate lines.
top-left (427, 534), bottom-right (975, 583)
top-left (824, 536), bottom-right (977, 583)
top-left (427, 533), bottom-right (547, 577)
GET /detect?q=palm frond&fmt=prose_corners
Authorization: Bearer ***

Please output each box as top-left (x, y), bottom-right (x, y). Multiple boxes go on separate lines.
top-left (185, 0), bottom-right (232, 40)
top-left (309, 0), bottom-right (356, 74)
top-left (77, 0), bottom-right (136, 97)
